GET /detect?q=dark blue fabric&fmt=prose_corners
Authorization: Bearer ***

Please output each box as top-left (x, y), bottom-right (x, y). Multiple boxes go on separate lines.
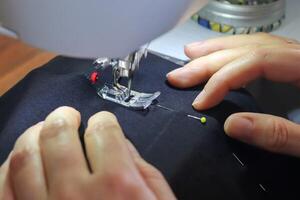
top-left (0, 54), bottom-right (299, 200)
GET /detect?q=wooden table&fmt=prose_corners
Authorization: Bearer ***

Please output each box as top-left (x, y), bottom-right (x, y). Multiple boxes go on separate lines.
top-left (0, 35), bottom-right (56, 96)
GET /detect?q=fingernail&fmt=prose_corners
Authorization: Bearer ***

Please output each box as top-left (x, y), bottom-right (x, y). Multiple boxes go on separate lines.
top-left (185, 41), bottom-right (204, 49)
top-left (166, 68), bottom-right (184, 78)
top-left (224, 116), bottom-right (254, 142)
top-left (166, 71), bottom-right (173, 78)
top-left (167, 68), bottom-right (189, 82)
top-left (192, 90), bottom-right (206, 109)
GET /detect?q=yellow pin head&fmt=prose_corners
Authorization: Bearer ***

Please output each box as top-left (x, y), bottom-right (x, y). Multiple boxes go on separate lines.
top-left (200, 117), bottom-right (207, 124)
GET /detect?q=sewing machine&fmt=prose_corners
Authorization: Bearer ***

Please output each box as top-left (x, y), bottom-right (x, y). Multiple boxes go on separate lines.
top-left (0, 0), bottom-right (208, 109)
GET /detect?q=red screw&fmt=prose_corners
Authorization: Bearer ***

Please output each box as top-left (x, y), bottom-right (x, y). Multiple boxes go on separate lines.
top-left (90, 71), bottom-right (99, 84)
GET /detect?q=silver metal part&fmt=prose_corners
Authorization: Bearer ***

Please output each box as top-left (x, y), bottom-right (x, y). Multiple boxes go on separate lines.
top-left (198, 0), bottom-right (285, 32)
top-left (93, 47), bottom-right (160, 110)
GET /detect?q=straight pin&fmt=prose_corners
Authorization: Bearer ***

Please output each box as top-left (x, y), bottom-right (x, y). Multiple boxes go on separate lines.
top-left (187, 115), bottom-right (207, 124)
top-left (156, 104), bottom-right (175, 112)
top-left (157, 105), bottom-right (207, 124)
top-left (232, 153), bottom-right (245, 167)
top-left (259, 184), bottom-right (267, 192)
top-left (187, 114), bottom-right (201, 120)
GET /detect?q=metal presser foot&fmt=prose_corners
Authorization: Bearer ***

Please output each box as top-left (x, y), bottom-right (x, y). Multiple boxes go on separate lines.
top-left (86, 48), bottom-right (160, 110)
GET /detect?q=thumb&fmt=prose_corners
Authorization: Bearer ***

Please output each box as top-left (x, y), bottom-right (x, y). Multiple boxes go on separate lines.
top-left (126, 140), bottom-right (176, 200)
top-left (224, 112), bottom-right (300, 157)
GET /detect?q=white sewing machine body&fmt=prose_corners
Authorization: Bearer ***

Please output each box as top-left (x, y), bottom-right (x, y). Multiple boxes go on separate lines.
top-left (0, 0), bottom-right (195, 59)
top-left (0, 0), bottom-right (208, 109)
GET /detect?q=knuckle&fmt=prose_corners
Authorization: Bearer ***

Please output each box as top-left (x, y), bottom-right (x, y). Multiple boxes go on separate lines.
top-left (141, 162), bottom-right (165, 181)
top-left (256, 32), bottom-right (278, 42)
top-left (99, 111), bottom-right (116, 117)
top-left (9, 148), bottom-right (36, 172)
top-left (254, 33), bottom-right (289, 45)
top-left (54, 106), bottom-right (78, 113)
top-left (99, 111), bottom-right (118, 122)
top-left (286, 38), bottom-right (300, 44)
top-left (99, 170), bottom-right (142, 194)
top-left (87, 121), bottom-right (120, 136)
top-left (244, 44), bottom-right (261, 50)
top-left (268, 118), bottom-right (289, 152)
top-left (247, 48), bottom-right (271, 68)
top-left (88, 111), bottom-right (118, 127)
top-left (40, 117), bottom-right (71, 139)
top-left (87, 112), bottom-right (121, 137)
top-left (14, 122), bottom-right (43, 146)
top-left (255, 32), bottom-right (269, 38)
top-left (96, 111), bottom-right (117, 120)
top-left (248, 48), bottom-right (267, 59)
top-left (53, 186), bottom-right (83, 200)
top-left (49, 117), bottom-right (70, 129)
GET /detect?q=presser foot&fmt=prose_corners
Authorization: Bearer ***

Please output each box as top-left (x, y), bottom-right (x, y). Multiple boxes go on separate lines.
top-left (97, 83), bottom-right (160, 110)
top-left (86, 56), bottom-right (160, 110)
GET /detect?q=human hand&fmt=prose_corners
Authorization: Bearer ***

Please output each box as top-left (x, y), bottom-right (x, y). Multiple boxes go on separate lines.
top-left (0, 107), bottom-right (175, 200)
top-left (167, 33), bottom-right (300, 157)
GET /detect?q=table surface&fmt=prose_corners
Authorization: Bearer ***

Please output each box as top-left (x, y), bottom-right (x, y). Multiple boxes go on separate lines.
top-left (0, 35), bottom-right (55, 96)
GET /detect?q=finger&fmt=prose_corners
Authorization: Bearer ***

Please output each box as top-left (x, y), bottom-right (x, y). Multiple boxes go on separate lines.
top-left (126, 140), bottom-right (176, 200)
top-left (9, 122), bottom-right (47, 200)
top-left (192, 46), bottom-right (300, 110)
top-left (40, 107), bottom-right (88, 191)
top-left (167, 46), bottom-right (254, 88)
top-left (85, 111), bottom-right (155, 199)
top-left (184, 33), bottom-right (289, 59)
top-left (224, 113), bottom-right (300, 157)
top-left (0, 154), bottom-right (14, 200)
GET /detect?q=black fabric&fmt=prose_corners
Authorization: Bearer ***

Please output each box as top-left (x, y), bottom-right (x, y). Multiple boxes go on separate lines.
top-left (0, 54), bottom-right (299, 200)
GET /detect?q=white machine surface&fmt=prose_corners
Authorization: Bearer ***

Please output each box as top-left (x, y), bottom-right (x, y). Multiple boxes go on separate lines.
top-left (0, 0), bottom-right (196, 58)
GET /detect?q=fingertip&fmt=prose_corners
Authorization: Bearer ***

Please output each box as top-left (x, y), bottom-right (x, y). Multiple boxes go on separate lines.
top-left (167, 67), bottom-right (203, 89)
top-left (184, 41), bottom-right (205, 59)
top-left (224, 114), bottom-right (236, 136)
top-left (224, 114), bottom-right (254, 142)
top-left (184, 45), bottom-right (194, 59)
top-left (166, 68), bottom-right (181, 78)
top-left (192, 101), bottom-right (204, 111)
top-left (166, 68), bottom-right (185, 88)
top-left (192, 90), bottom-right (209, 110)
top-left (185, 41), bottom-right (205, 48)
top-left (166, 68), bottom-right (181, 81)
